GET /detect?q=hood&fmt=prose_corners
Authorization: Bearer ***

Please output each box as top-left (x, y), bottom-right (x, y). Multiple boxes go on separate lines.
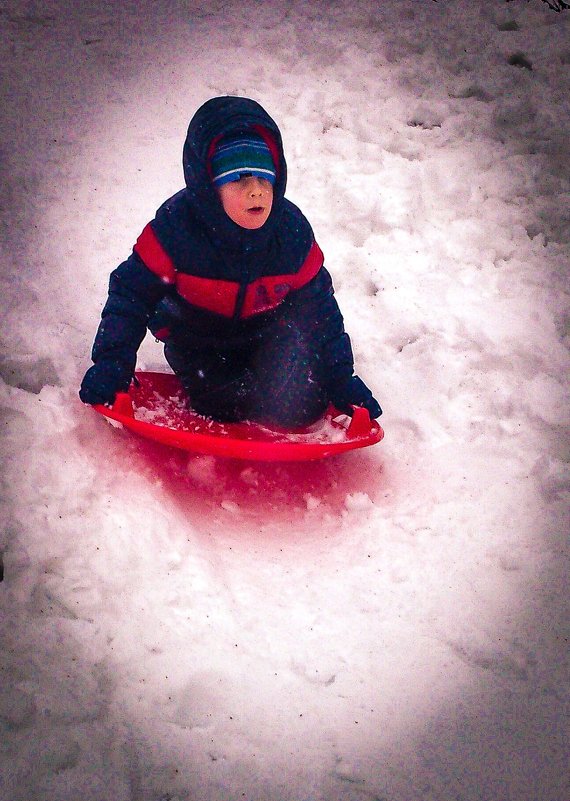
top-left (182, 96), bottom-right (288, 252)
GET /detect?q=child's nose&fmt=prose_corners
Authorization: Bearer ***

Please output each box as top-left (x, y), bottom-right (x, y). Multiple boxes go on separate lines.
top-left (248, 178), bottom-right (266, 195)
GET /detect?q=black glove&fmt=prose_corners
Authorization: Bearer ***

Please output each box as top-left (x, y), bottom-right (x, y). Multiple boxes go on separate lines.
top-left (331, 375), bottom-right (382, 419)
top-left (79, 360), bottom-right (133, 406)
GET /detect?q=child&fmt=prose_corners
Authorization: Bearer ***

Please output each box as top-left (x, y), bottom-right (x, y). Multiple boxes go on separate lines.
top-left (80, 96), bottom-right (381, 427)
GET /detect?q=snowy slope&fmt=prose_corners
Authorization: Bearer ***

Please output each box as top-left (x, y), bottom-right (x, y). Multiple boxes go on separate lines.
top-left (1, 1), bottom-right (569, 800)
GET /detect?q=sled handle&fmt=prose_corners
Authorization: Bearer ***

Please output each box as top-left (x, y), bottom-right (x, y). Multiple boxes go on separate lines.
top-left (347, 405), bottom-right (373, 437)
top-left (112, 392), bottom-right (134, 418)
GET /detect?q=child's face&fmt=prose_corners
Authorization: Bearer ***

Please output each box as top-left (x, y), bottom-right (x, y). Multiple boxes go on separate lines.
top-left (217, 175), bottom-right (273, 229)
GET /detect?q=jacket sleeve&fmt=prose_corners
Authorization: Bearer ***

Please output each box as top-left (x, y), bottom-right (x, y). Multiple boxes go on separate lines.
top-left (90, 251), bottom-right (170, 373)
top-left (282, 265), bottom-right (355, 390)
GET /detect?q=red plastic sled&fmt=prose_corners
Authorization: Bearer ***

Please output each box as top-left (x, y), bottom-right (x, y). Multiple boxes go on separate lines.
top-left (93, 371), bottom-right (383, 461)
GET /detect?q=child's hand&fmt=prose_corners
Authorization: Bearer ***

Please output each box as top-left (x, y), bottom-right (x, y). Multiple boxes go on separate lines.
top-left (79, 361), bottom-right (132, 406)
top-left (331, 375), bottom-right (382, 419)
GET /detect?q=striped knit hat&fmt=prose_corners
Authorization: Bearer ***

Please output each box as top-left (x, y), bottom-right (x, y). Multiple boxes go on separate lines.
top-left (210, 132), bottom-right (276, 187)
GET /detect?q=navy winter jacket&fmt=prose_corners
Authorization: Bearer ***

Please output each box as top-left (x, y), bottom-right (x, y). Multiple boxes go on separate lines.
top-left (81, 96), bottom-right (379, 417)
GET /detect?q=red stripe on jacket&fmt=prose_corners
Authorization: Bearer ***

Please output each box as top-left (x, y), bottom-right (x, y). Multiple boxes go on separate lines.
top-left (176, 274), bottom-right (240, 317)
top-left (241, 240), bottom-right (324, 318)
top-left (134, 222), bottom-right (324, 319)
top-left (134, 224), bottom-right (177, 284)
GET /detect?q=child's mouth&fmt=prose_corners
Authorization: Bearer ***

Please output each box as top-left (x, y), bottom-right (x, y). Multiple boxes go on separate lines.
top-left (247, 206), bottom-right (265, 213)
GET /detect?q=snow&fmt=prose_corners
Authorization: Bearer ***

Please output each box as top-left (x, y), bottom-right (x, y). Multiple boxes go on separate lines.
top-left (1, 1), bottom-right (568, 799)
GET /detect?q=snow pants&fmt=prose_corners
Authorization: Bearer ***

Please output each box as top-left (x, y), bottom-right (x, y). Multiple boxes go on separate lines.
top-left (164, 321), bottom-right (329, 427)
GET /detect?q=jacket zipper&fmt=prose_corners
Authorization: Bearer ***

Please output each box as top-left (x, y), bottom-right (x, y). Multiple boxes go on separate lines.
top-left (233, 248), bottom-right (254, 320)
top-left (233, 280), bottom-right (248, 321)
